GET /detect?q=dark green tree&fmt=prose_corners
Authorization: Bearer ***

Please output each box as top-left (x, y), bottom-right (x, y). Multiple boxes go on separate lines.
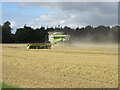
top-left (2, 21), bottom-right (12, 43)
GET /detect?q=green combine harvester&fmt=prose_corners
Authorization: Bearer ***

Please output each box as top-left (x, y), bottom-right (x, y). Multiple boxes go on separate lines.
top-left (27, 32), bottom-right (70, 49)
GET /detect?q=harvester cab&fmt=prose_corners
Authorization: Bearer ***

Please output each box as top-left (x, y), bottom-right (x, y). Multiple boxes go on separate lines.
top-left (48, 32), bottom-right (70, 44)
top-left (27, 31), bottom-right (70, 49)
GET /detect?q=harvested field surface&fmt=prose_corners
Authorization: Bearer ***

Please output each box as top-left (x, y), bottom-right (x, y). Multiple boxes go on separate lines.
top-left (2, 43), bottom-right (118, 88)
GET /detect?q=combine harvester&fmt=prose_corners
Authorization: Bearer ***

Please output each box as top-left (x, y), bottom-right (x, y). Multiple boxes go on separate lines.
top-left (27, 31), bottom-right (70, 49)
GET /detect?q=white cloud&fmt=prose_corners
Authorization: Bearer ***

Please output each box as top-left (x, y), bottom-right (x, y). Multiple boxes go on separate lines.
top-left (27, 12), bottom-right (78, 28)
top-left (10, 21), bottom-right (16, 28)
top-left (3, 2), bottom-right (118, 33)
top-left (60, 20), bottom-right (65, 24)
top-left (21, 2), bottom-right (118, 27)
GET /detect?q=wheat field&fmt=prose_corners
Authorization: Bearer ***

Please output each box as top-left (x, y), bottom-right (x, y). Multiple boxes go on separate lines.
top-left (2, 43), bottom-right (118, 88)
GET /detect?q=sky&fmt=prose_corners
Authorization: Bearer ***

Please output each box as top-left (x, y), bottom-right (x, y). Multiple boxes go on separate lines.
top-left (2, 2), bottom-right (118, 33)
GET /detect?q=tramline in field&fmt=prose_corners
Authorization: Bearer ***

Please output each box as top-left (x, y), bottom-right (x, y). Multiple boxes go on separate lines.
top-left (27, 32), bottom-right (70, 49)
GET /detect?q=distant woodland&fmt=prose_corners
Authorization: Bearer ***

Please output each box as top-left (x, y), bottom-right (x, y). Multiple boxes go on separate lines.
top-left (1, 21), bottom-right (119, 43)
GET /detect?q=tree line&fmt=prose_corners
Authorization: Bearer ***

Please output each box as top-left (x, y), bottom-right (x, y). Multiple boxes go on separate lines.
top-left (1, 21), bottom-right (119, 43)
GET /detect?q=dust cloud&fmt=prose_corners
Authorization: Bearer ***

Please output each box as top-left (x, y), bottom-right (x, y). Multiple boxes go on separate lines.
top-left (52, 31), bottom-right (118, 50)
top-left (52, 41), bottom-right (118, 50)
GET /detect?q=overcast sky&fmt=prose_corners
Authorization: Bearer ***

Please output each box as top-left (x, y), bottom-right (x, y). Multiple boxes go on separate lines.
top-left (2, 2), bottom-right (118, 33)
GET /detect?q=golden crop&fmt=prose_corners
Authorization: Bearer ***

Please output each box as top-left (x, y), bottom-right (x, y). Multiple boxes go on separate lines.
top-left (2, 44), bottom-right (118, 88)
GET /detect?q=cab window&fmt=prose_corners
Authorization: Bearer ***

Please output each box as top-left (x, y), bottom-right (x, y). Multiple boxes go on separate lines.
top-left (53, 37), bottom-right (65, 39)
